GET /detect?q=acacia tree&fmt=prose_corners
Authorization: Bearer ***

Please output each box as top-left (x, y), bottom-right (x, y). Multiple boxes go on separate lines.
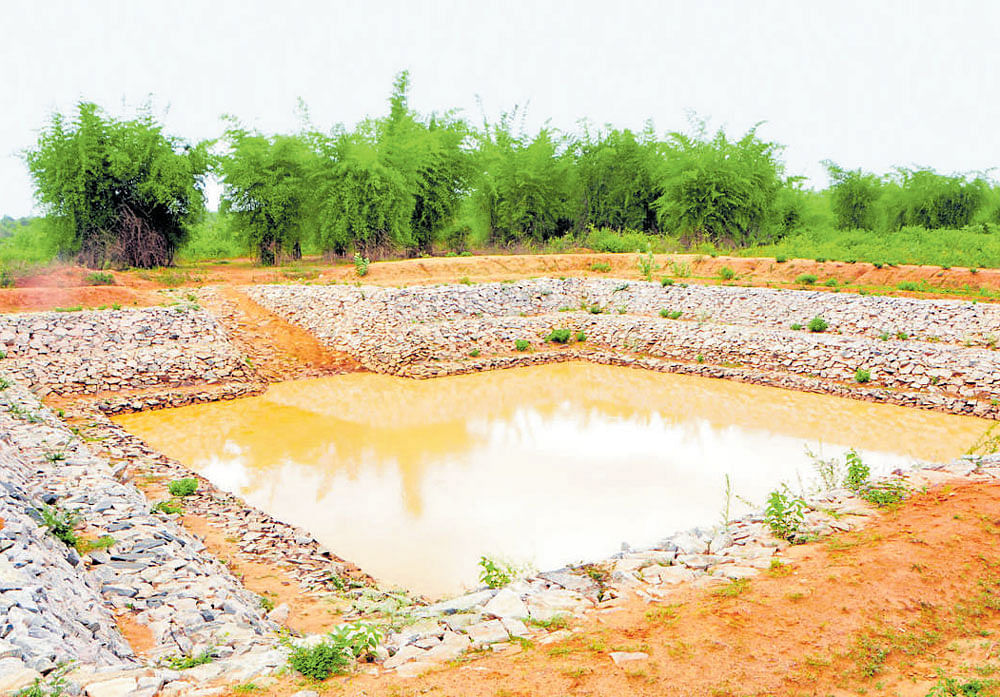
top-left (217, 129), bottom-right (316, 265)
top-left (25, 102), bottom-right (207, 267)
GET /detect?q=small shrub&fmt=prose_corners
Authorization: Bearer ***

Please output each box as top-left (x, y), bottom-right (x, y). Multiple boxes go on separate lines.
top-left (854, 368), bottom-right (871, 384)
top-left (44, 451), bottom-right (66, 462)
top-left (670, 261), bottom-right (691, 277)
top-left (38, 505), bottom-right (81, 547)
top-left (458, 276), bottom-right (471, 285)
top-left (896, 330), bottom-right (909, 340)
top-left (514, 339), bottom-right (530, 352)
top-left (164, 651), bottom-right (214, 670)
top-left (167, 478), bottom-right (199, 497)
top-left (85, 272), bottom-right (115, 286)
top-left (546, 329), bottom-right (572, 344)
top-left (807, 316), bottom-right (828, 332)
top-left (151, 499), bottom-right (183, 515)
top-left (814, 257), bottom-right (826, 263)
top-left (823, 278), bottom-right (838, 287)
top-left (353, 253), bottom-right (369, 277)
top-left (468, 349), bottom-right (480, 358)
top-left (844, 449), bottom-right (870, 491)
top-left (13, 675), bottom-right (67, 697)
top-left (575, 331), bottom-right (586, 342)
top-left (660, 277), bottom-right (674, 286)
top-left (775, 255), bottom-right (787, 263)
top-left (0, 377), bottom-right (10, 390)
top-left (718, 266), bottom-right (735, 281)
top-left (589, 262), bottom-right (611, 273)
top-left (659, 309), bottom-right (682, 319)
top-left (795, 274), bottom-right (817, 285)
top-left (636, 250), bottom-right (658, 281)
top-left (76, 535), bottom-right (116, 554)
top-left (860, 479), bottom-right (907, 507)
top-left (790, 323), bottom-right (803, 331)
top-left (926, 675), bottom-right (993, 696)
top-left (712, 578), bottom-right (750, 598)
top-left (287, 622), bottom-right (382, 680)
top-left (695, 354), bottom-right (705, 363)
top-left (897, 281), bottom-right (919, 292)
top-left (0, 267), bottom-right (13, 289)
top-left (54, 306), bottom-right (83, 313)
top-left (763, 487), bottom-right (806, 541)
top-left (479, 555), bottom-right (516, 588)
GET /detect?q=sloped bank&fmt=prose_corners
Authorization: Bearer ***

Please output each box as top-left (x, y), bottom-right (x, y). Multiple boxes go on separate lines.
top-left (248, 279), bottom-right (1000, 419)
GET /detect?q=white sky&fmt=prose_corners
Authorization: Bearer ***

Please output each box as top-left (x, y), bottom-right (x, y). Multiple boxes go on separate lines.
top-left (2, 0), bottom-right (999, 217)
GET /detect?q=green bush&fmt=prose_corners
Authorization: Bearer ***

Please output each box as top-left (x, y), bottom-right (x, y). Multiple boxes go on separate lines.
top-left (167, 478), bottom-right (199, 497)
top-left (844, 450), bottom-right (870, 491)
top-left (897, 281), bottom-right (919, 291)
top-left (763, 487), bottom-right (807, 541)
top-left (790, 323), bottom-right (803, 331)
top-left (718, 266), bottom-right (735, 281)
top-left (287, 623), bottom-right (382, 680)
top-left (164, 651), bottom-right (214, 670)
top-left (353, 253), bottom-right (370, 277)
top-left (860, 479), bottom-right (907, 507)
top-left (575, 331), bottom-right (586, 342)
top-left (807, 316), bottom-right (828, 332)
top-left (545, 328), bottom-right (571, 344)
top-left (479, 556), bottom-right (516, 588)
top-left (660, 277), bottom-right (674, 286)
top-left (589, 262), bottom-right (611, 273)
top-left (84, 272), bottom-right (114, 286)
top-left (514, 339), bottom-right (530, 352)
top-left (152, 499), bottom-right (183, 515)
top-left (659, 309), bottom-right (682, 319)
top-left (795, 273), bottom-right (817, 285)
top-left (37, 505), bottom-right (81, 547)
top-left (468, 349), bottom-right (480, 358)
top-left (637, 250), bottom-right (658, 280)
top-left (854, 368), bottom-right (871, 383)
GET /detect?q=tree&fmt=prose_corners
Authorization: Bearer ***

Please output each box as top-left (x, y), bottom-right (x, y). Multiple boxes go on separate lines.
top-left (218, 129), bottom-right (316, 265)
top-left (824, 162), bottom-right (884, 231)
top-left (884, 168), bottom-right (988, 230)
top-left (576, 126), bottom-right (660, 231)
top-left (377, 72), bottom-right (473, 253)
top-left (314, 139), bottom-right (414, 257)
top-left (473, 111), bottom-right (577, 245)
top-left (654, 124), bottom-right (785, 244)
top-left (25, 102), bottom-right (207, 267)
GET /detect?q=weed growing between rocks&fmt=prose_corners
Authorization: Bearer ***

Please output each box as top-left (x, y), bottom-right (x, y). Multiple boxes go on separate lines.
top-left (151, 499), bottom-right (183, 515)
top-left (763, 486), bottom-right (807, 541)
top-left (37, 505), bottom-right (81, 547)
top-left (479, 555), bottom-right (518, 588)
top-left (163, 650), bottom-right (214, 670)
top-left (808, 316), bottom-right (829, 332)
top-left (546, 328), bottom-right (572, 344)
top-left (659, 309), bottom-right (682, 319)
top-left (855, 367), bottom-right (872, 383)
top-left (167, 478), bottom-right (199, 497)
top-left (660, 276), bottom-right (674, 286)
top-left (286, 622), bottom-right (382, 680)
top-left (514, 339), bottom-right (530, 352)
top-left (844, 449), bottom-right (871, 491)
top-left (13, 672), bottom-right (68, 697)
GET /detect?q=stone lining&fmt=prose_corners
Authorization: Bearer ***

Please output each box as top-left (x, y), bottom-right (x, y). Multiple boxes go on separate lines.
top-left (0, 306), bottom-right (252, 396)
top-left (247, 281), bottom-right (1000, 418)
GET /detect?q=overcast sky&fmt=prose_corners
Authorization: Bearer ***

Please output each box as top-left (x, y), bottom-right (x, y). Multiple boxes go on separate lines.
top-left (3, 0), bottom-right (999, 217)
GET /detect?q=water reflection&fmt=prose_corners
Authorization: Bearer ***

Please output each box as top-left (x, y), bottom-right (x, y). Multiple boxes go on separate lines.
top-left (116, 362), bottom-right (992, 596)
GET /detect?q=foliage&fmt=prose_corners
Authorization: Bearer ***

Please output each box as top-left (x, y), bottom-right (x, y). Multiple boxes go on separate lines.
top-left (854, 368), bottom-right (871, 383)
top-left (807, 316), bottom-right (828, 332)
top-left (514, 339), bottom-right (530, 352)
top-left (13, 674), bottom-right (67, 697)
top-left (218, 130), bottom-right (317, 265)
top-left (76, 535), bottom-right (115, 554)
top-left (844, 449), bottom-right (870, 491)
top-left (37, 505), bottom-right (81, 546)
top-left (545, 328), bottom-right (571, 343)
top-left (576, 127), bottom-right (659, 230)
top-left (24, 102), bottom-right (208, 267)
top-left (637, 250), bottom-right (658, 280)
top-left (589, 261), bottom-right (610, 272)
top-left (659, 309), bottom-right (682, 319)
top-left (885, 168), bottom-right (989, 230)
top-left (654, 123), bottom-right (789, 245)
top-left (167, 478), bottom-right (199, 497)
top-left (353, 252), bottom-right (370, 277)
top-left (85, 272), bottom-right (114, 285)
top-left (718, 266), bottom-right (735, 280)
top-left (478, 555), bottom-right (518, 588)
top-left (164, 650), bottom-right (214, 670)
top-left (824, 162), bottom-right (883, 231)
top-left (926, 675), bottom-right (995, 696)
top-left (807, 446), bottom-right (842, 491)
top-left (287, 622), bottom-right (382, 680)
top-left (151, 499), bottom-right (183, 515)
top-left (795, 273), bottom-right (817, 284)
top-left (575, 331), bottom-right (586, 342)
top-left (860, 479), bottom-right (907, 507)
top-left (763, 486), bottom-right (807, 541)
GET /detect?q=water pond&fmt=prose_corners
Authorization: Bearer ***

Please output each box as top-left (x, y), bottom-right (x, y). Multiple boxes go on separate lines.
top-left (115, 362), bottom-right (992, 597)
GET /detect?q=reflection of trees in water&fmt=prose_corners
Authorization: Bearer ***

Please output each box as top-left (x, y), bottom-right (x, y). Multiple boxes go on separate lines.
top-left (120, 363), bottom-right (990, 517)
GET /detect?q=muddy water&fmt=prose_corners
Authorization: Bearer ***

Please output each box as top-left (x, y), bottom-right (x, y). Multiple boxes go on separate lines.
top-left (115, 362), bottom-right (992, 597)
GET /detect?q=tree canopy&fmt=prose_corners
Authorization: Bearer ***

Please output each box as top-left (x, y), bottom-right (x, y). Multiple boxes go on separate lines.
top-left (24, 102), bottom-right (208, 267)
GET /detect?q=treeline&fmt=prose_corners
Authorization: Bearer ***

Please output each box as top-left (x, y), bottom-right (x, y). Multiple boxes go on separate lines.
top-left (18, 72), bottom-right (1000, 268)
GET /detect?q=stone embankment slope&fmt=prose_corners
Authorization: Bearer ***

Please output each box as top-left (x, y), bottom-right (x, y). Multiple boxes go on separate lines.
top-left (250, 278), bottom-right (1000, 418)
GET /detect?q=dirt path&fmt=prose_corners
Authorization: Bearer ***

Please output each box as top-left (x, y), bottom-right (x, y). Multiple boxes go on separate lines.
top-left (200, 286), bottom-right (363, 382)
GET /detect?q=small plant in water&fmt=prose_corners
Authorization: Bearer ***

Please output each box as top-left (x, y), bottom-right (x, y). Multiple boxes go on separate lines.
top-left (763, 486), bottom-right (807, 541)
top-left (168, 478), bottom-right (199, 497)
top-left (844, 449), bottom-right (870, 491)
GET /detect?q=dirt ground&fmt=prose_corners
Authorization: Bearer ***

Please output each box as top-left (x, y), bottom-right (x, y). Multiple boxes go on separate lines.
top-left (2, 252), bottom-right (999, 312)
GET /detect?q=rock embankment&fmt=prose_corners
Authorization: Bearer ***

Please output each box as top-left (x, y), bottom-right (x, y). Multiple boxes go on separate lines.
top-left (0, 306), bottom-right (253, 396)
top-left (248, 280), bottom-right (1000, 418)
top-left (0, 380), bottom-right (287, 695)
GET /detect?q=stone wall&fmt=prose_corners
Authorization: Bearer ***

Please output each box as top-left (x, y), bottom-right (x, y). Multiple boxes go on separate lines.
top-left (248, 280), bottom-right (1000, 418)
top-left (0, 306), bottom-right (252, 396)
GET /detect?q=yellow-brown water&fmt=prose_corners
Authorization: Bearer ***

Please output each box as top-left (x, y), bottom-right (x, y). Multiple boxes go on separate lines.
top-left (115, 362), bottom-right (992, 597)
